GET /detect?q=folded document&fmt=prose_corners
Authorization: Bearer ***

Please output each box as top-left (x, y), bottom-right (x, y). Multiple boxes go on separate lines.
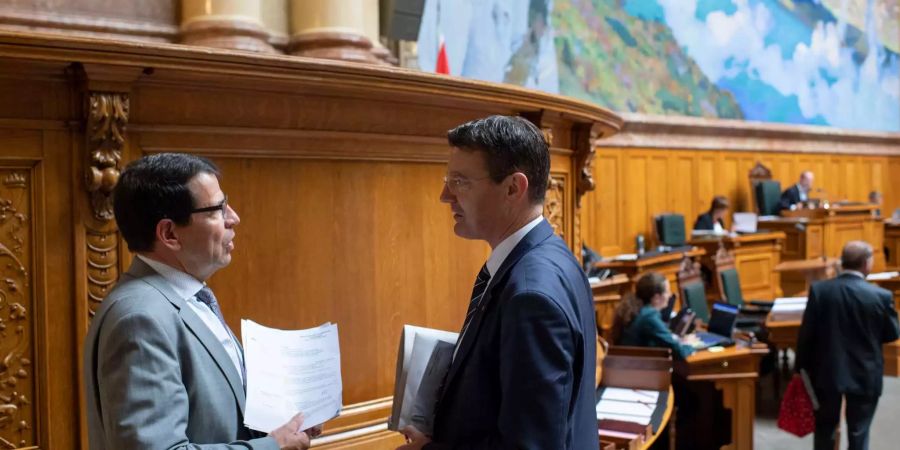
top-left (388, 325), bottom-right (458, 435)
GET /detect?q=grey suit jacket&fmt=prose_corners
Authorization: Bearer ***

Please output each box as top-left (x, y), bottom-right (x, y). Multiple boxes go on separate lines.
top-left (83, 258), bottom-right (279, 449)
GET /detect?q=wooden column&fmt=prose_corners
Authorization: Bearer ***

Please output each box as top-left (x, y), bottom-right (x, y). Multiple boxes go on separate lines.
top-left (288, 0), bottom-right (382, 64)
top-left (181, 0), bottom-right (275, 53)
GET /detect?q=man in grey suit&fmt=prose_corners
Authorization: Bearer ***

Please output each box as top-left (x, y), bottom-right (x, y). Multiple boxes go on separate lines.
top-left (83, 153), bottom-right (314, 449)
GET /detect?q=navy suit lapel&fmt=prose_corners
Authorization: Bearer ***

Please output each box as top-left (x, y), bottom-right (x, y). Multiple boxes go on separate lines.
top-left (128, 259), bottom-right (248, 411)
top-left (441, 220), bottom-right (555, 399)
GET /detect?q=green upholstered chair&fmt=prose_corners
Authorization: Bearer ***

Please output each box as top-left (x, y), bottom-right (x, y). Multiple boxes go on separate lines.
top-left (676, 258), bottom-right (710, 324)
top-left (755, 180), bottom-right (782, 216)
top-left (654, 214), bottom-right (686, 247)
top-left (713, 250), bottom-right (771, 331)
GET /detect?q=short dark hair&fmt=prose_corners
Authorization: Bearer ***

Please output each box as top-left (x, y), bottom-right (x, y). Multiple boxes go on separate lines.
top-left (709, 195), bottom-right (730, 213)
top-left (841, 241), bottom-right (873, 272)
top-left (447, 115), bottom-right (549, 204)
top-left (113, 153), bottom-right (220, 252)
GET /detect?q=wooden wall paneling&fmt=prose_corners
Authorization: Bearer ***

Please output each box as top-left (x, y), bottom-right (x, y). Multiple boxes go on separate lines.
top-left (623, 152), bottom-right (649, 251)
top-left (668, 151), bottom-right (695, 231)
top-left (695, 152), bottom-right (717, 223)
top-left (646, 152), bottom-right (671, 246)
top-left (887, 158), bottom-right (900, 214)
top-left (585, 150), bottom-right (621, 255)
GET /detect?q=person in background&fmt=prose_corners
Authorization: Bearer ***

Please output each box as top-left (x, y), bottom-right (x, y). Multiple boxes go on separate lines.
top-left (868, 191), bottom-right (882, 217)
top-left (779, 171), bottom-right (814, 211)
top-left (693, 196), bottom-right (729, 232)
top-left (610, 272), bottom-right (695, 360)
top-left (796, 241), bottom-right (900, 450)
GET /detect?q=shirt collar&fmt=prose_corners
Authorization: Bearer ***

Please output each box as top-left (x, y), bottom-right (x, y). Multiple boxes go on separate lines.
top-left (841, 270), bottom-right (865, 279)
top-left (135, 254), bottom-right (206, 300)
top-left (485, 215), bottom-right (544, 277)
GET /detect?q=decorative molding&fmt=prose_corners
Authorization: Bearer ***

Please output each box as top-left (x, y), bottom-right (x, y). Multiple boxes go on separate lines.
top-left (0, 9), bottom-right (177, 43)
top-left (180, 19), bottom-right (276, 54)
top-left (288, 31), bottom-right (382, 64)
top-left (85, 230), bottom-right (118, 319)
top-left (0, 171), bottom-right (34, 448)
top-left (599, 112), bottom-right (900, 156)
top-left (85, 92), bottom-right (128, 222)
top-left (544, 174), bottom-right (565, 240)
top-left (576, 126), bottom-right (598, 207)
top-left (0, 174), bottom-right (23, 190)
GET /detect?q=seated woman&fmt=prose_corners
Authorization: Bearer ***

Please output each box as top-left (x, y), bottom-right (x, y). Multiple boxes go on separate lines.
top-left (693, 196), bottom-right (729, 232)
top-left (610, 272), bottom-right (695, 360)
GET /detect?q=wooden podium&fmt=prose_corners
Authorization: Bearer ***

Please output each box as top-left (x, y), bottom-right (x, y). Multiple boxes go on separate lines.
top-left (674, 344), bottom-right (770, 450)
top-left (690, 232), bottom-right (785, 301)
top-left (760, 204), bottom-right (884, 295)
top-left (886, 220), bottom-right (900, 270)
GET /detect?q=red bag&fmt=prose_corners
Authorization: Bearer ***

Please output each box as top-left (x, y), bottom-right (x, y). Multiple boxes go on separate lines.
top-left (777, 373), bottom-right (816, 437)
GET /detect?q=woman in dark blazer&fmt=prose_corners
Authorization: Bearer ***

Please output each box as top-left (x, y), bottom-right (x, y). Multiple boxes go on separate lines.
top-left (610, 272), bottom-right (695, 360)
top-left (694, 195), bottom-right (729, 232)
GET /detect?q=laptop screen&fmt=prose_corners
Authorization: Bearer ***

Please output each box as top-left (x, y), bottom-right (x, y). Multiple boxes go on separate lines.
top-left (708, 303), bottom-right (739, 337)
top-left (732, 212), bottom-right (758, 233)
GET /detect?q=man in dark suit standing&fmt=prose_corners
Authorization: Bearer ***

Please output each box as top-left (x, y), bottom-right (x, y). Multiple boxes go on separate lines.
top-left (796, 240), bottom-right (900, 450)
top-left (398, 116), bottom-right (598, 450)
top-left (779, 171), bottom-right (814, 211)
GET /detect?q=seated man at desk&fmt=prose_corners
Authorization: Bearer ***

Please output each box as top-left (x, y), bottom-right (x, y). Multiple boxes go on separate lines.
top-left (779, 171), bottom-right (814, 211)
top-left (693, 196), bottom-right (729, 232)
top-left (610, 272), bottom-right (695, 360)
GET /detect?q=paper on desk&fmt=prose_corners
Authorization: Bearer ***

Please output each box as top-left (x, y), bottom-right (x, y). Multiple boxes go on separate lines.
top-left (772, 297), bottom-right (808, 312)
top-left (596, 399), bottom-right (655, 418)
top-left (600, 387), bottom-right (660, 404)
top-left (597, 412), bottom-right (652, 425)
top-left (242, 320), bottom-right (342, 432)
top-left (867, 271), bottom-right (899, 281)
top-left (612, 253), bottom-right (638, 261)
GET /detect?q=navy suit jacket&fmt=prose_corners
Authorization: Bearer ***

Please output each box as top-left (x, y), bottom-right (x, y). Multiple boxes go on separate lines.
top-left (692, 212), bottom-right (724, 231)
top-left (426, 219), bottom-right (599, 450)
top-left (779, 185), bottom-right (803, 211)
top-left (796, 274), bottom-right (900, 396)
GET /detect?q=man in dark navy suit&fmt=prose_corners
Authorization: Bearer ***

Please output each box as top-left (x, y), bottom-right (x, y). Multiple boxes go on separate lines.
top-left (398, 115), bottom-right (598, 450)
top-left (779, 171), bottom-right (814, 211)
top-left (796, 241), bottom-right (900, 450)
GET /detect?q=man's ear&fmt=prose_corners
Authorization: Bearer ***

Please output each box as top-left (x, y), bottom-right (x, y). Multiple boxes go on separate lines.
top-left (156, 219), bottom-right (182, 251)
top-left (507, 172), bottom-right (530, 201)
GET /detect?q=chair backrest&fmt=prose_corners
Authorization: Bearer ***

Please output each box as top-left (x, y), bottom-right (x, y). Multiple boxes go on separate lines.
top-left (676, 258), bottom-right (710, 322)
top-left (654, 213), bottom-right (686, 247)
top-left (749, 162), bottom-right (773, 214)
top-left (714, 248), bottom-right (745, 307)
top-left (755, 180), bottom-right (782, 216)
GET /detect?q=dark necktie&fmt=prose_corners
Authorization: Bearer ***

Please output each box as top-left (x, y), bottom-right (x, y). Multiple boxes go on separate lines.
top-left (195, 286), bottom-right (247, 388)
top-left (455, 264), bottom-right (490, 355)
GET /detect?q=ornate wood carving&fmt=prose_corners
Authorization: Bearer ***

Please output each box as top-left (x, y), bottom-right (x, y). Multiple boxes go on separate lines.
top-left (544, 174), bottom-right (565, 240)
top-left (86, 230), bottom-right (118, 319)
top-left (574, 125), bottom-right (599, 208)
top-left (0, 170), bottom-right (34, 448)
top-left (85, 92), bottom-right (128, 222)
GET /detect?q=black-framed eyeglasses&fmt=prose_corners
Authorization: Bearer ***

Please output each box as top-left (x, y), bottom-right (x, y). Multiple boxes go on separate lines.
top-left (191, 195), bottom-right (228, 219)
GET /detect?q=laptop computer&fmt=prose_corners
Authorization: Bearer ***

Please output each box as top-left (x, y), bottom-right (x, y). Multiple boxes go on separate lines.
top-left (732, 212), bottom-right (758, 234)
top-left (692, 303), bottom-right (739, 349)
top-left (659, 294), bottom-right (676, 324)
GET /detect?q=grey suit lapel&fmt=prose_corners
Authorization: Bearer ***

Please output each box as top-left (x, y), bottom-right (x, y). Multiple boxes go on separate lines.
top-left (127, 258), bottom-right (247, 410)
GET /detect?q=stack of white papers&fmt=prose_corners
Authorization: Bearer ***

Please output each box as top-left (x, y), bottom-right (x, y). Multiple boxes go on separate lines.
top-left (242, 320), bottom-right (342, 432)
top-left (772, 297), bottom-right (808, 313)
top-left (595, 387), bottom-right (660, 425)
top-left (612, 253), bottom-right (638, 261)
top-left (867, 271), bottom-right (899, 281)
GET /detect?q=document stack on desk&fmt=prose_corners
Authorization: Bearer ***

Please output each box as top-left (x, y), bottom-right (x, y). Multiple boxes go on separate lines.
top-left (241, 320), bottom-right (342, 432)
top-left (596, 387), bottom-right (659, 443)
top-left (388, 325), bottom-right (459, 434)
top-left (769, 297), bottom-right (807, 322)
top-left (867, 271), bottom-right (900, 281)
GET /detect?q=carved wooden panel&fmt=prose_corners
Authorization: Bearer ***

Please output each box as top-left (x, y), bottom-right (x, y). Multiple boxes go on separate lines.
top-left (0, 169), bottom-right (34, 449)
top-left (544, 174), bottom-right (565, 240)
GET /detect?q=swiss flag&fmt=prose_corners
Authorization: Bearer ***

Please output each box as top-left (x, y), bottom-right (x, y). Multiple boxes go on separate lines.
top-left (435, 34), bottom-right (450, 75)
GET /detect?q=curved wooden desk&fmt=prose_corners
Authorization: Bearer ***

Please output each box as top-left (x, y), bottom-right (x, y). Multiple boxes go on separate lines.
top-left (641, 387), bottom-right (675, 449)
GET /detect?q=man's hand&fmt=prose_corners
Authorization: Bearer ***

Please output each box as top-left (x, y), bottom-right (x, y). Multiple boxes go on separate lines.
top-left (270, 413), bottom-right (311, 450)
top-left (396, 425), bottom-right (431, 450)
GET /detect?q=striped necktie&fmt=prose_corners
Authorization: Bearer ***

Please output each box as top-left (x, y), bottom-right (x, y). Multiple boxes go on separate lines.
top-left (454, 264), bottom-right (490, 358)
top-left (195, 286), bottom-right (247, 389)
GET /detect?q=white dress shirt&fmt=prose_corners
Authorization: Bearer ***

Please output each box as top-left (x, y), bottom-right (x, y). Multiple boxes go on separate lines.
top-left (136, 254), bottom-right (244, 384)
